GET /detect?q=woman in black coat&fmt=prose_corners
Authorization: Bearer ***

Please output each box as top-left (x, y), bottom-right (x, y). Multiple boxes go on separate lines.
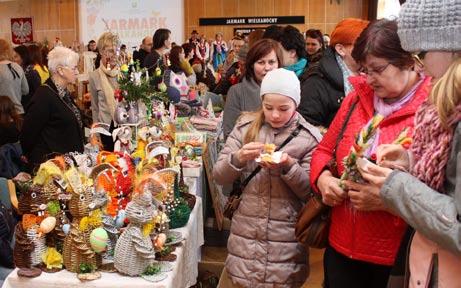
top-left (20, 47), bottom-right (83, 169)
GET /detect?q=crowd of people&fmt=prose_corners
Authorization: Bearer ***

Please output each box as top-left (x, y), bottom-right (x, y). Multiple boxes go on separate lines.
top-left (0, 0), bottom-right (460, 287)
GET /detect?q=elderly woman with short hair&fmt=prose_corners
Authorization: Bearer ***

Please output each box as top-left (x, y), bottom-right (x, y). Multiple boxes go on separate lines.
top-left (20, 46), bottom-right (83, 169)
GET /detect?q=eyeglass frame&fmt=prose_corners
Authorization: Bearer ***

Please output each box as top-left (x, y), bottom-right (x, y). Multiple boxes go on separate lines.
top-left (63, 65), bottom-right (79, 73)
top-left (359, 62), bottom-right (391, 77)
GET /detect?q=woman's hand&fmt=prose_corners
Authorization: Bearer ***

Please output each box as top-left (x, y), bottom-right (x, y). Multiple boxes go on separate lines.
top-left (317, 170), bottom-right (347, 207)
top-left (236, 142), bottom-right (264, 165)
top-left (376, 144), bottom-right (410, 171)
top-left (357, 160), bottom-right (394, 189)
top-left (259, 152), bottom-right (295, 170)
top-left (344, 180), bottom-right (386, 211)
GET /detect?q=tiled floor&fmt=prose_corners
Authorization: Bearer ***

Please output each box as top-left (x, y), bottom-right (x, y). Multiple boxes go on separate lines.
top-left (199, 246), bottom-right (325, 287)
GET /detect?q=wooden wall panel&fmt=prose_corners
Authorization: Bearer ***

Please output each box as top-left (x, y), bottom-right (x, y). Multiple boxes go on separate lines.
top-left (309, 0), bottom-right (325, 24)
top-left (225, 0), bottom-right (239, 18)
top-left (0, 0), bottom-right (78, 48)
top-left (204, 0), bottom-right (221, 17)
top-left (256, 0), bottom-right (274, 16)
top-left (1, 0), bottom-right (367, 49)
top-left (291, 0), bottom-right (306, 15)
top-left (238, 0), bottom-right (256, 17)
top-left (273, 0), bottom-right (291, 15)
top-left (184, 0), bottom-right (368, 42)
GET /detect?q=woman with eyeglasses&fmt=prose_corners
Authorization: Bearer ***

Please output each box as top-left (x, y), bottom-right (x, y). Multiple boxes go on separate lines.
top-left (355, 0), bottom-right (461, 287)
top-left (88, 32), bottom-right (120, 150)
top-left (309, 19), bottom-right (432, 288)
top-left (20, 46), bottom-right (83, 170)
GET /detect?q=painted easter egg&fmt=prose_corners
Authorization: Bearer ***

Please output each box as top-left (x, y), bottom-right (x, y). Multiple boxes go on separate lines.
top-left (155, 233), bottom-right (167, 248)
top-left (115, 210), bottom-right (126, 228)
top-left (62, 223), bottom-right (70, 235)
top-left (89, 228), bottom-right (109, 253)
top-left (185, 145), bottom-right (195, 159)
top-left (120, 64), bottom-right (129, 73)
top-left (39, 216), bottom-right (56, 234)
top-left (155, 67), bottom-right (162, 77)
top-left (158, 82), bottom-right (167, 92)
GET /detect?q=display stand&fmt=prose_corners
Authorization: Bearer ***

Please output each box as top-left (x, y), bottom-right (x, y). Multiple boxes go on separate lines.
top-left (202, 138), bottom-right (225, 231)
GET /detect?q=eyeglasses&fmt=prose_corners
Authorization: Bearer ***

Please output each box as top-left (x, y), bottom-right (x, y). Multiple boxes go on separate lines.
top-left (359, 63), bottom-right (391, 77)
top-left (63, 66), bottom-right (79, 73)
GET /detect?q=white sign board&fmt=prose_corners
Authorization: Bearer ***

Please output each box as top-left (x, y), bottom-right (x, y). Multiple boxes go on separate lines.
top-left (79, 0), bottom-right (184, 51)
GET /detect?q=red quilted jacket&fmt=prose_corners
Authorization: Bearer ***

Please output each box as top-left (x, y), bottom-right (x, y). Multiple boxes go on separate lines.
top-left (310, 75), bottom-right (431, 265)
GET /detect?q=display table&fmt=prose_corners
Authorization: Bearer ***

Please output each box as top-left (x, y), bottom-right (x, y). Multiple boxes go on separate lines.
top-left (2, 195), bottom-right (204, 288)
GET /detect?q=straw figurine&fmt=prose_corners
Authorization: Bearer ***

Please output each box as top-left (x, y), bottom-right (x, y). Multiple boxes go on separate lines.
top-left (62, 167), bottom-right (107, 274)
top-left (13, 184), bottom-right (50, 274)
top-left (114, 191), bottom-right (158, 276)
top-left (91, 163), bottom-right (124, 263)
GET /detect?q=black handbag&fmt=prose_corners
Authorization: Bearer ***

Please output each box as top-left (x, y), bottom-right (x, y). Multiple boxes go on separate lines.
top-left (223, 124), bottom-right (302, 219)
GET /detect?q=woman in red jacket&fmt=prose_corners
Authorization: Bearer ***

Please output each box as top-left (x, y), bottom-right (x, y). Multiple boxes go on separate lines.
top-left (309, 19), bottom-right (432, 288)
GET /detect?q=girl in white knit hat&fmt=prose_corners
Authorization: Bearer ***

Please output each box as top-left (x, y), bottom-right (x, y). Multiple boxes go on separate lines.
top-left (213, 68), bottom-right (322, 287)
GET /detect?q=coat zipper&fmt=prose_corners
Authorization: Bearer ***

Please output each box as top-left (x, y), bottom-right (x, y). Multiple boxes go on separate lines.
top-left (403, 229), bottom-right (416, 288)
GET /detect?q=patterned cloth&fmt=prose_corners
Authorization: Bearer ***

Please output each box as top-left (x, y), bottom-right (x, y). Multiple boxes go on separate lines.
top-left (335, 53), bottom-right (354, 95)
top-left (411, 101), bottom-right (461, 191)
top-left (53, 79), bottom-right (83, 129)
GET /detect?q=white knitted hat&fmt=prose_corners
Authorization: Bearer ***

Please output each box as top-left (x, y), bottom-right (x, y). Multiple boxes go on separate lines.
top-left (398, 0), bottom-right (461, 52)
top-left (259, 68), bottom-right (301, 107)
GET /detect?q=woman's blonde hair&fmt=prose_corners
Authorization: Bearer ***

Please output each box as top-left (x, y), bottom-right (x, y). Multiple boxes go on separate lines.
top-left (0, 39), bottom-right (12, 61)
top-left (242, 109), bottom-right (265, 144)
top-left (430, 57), bottom-right (461, 126)
top-left (97, 32), bottom-right (119, 52)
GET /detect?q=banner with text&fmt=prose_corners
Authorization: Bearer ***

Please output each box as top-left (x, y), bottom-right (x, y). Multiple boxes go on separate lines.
top-left (199, 16), bottom-right (304, 26)
top-left (79, 0), bottom-right (184, 51)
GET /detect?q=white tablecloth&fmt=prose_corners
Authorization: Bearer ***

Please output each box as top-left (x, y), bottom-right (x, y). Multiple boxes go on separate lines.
top-left (2, 195), bottom-right (204, 288)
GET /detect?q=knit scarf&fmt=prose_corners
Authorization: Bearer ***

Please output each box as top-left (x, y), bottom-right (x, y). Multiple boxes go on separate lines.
top-left (97, 64), bottom-right (119, 120)
top-left (335, 53), bottom-right (354, 95)
top-left (411, 101), bottom-right (461, 191)
top-left (285, 58), bottom-right (308, 77)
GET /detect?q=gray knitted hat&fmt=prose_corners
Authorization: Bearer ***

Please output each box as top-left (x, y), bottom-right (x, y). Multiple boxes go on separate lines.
top-left (397, 0), bottom-right (461, 52)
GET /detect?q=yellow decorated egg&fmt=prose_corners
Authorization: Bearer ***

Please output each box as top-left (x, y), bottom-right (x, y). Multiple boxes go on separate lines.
top-left (158, 82), bottom-right (167, 92)
top-left (120, 64), bottom-right (129, 73)
top-left (39, 216), bottom-right (56, 234)
top-left (155, 67), bottom-right (162, 76)
top-left (89, 228), bottom-right (109, 253)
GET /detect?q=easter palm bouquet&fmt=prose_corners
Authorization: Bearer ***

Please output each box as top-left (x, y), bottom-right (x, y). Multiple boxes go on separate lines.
top-left (339, 114), bottom-right (384, 187)
top-left (339, 115), bottom-right (412, 187)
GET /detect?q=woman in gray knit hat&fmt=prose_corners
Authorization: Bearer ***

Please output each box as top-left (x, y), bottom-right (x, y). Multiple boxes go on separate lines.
top-left (355, 0), bottom-right (461, 287)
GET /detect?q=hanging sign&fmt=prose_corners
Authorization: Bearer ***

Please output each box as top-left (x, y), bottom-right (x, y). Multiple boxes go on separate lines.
top-left (199, 16), bottom-right (304, 26)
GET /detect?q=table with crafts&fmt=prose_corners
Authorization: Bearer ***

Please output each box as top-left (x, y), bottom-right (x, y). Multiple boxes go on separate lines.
top-left (1, 175), bottom-right (204, 288)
